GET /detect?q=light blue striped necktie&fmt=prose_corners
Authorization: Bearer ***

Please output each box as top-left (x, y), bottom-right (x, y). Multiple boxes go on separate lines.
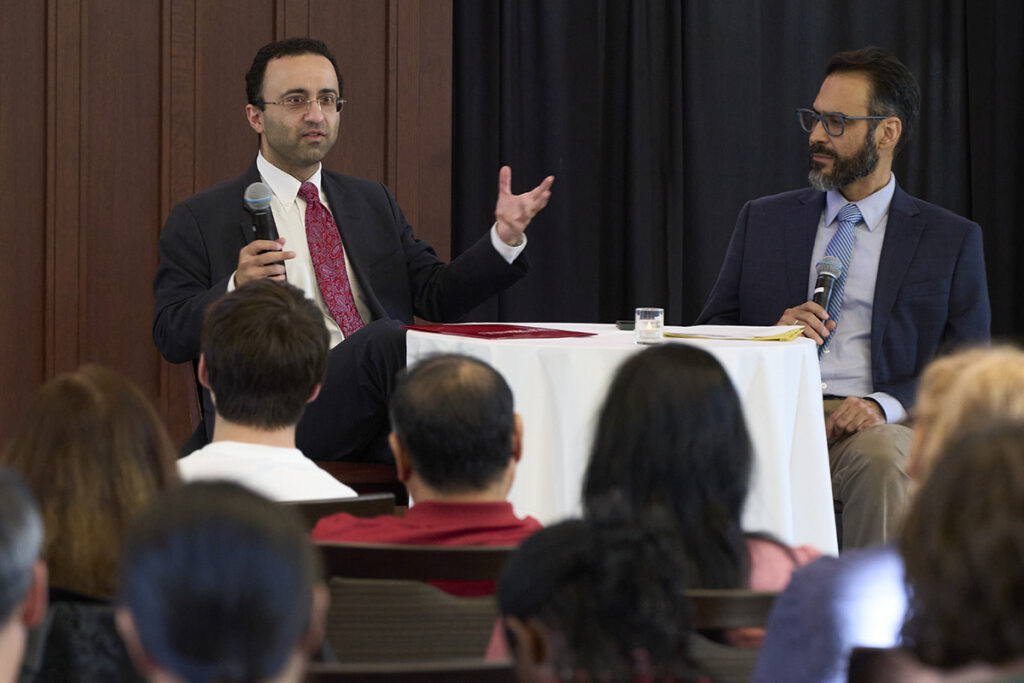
top-left (820, 202), bottom-right (862, 357)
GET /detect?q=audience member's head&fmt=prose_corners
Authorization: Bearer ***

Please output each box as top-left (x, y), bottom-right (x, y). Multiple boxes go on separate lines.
top-left (1, 364), bottom-right (178, 598)
top-left (117, 481), bottom-right (327, 683)
top-left (0, 468), bottom-right (47, 683)
top-left (910, 345), bottom-right (1024, 481)
top-left (900, 420), bottom-right (1024, 671)
top-left (583, 344), bottom-right (750, 587)
top-left (200, 280), bottom-right (329, 430)
top-left (499, 512), bottom-right (698, 683)
top-left (388, 354), bottom-right (522, 501)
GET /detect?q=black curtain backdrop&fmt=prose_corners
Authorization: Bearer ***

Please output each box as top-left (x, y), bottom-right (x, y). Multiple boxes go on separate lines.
top-left (451, 0), bottom-right (1023, 341)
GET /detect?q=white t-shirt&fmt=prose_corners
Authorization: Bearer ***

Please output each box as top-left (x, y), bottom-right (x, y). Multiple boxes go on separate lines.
top-left (178, 441), bottom-right (357, 502)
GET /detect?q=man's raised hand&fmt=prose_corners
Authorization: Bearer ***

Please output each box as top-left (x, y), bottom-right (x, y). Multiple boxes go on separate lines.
top-left (494, 166), bottom-right (555, 247)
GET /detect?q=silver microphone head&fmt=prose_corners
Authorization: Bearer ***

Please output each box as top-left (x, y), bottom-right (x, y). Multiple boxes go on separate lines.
top-left (815, 255), bottom-right (843, 279)
top-left (243, 182), bottom-right (273, 212)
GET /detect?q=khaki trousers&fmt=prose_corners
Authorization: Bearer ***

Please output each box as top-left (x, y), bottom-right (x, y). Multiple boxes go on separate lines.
top-left (824, 399), bottom-right (912, 550)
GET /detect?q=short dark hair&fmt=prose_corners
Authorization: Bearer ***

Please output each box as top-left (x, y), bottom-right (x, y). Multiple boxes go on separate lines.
top-left (201, 280), bottom-right (329, 429)
top-left (498, 512), bottom-right (700, 682)
top-left (389, 354), bottom-right (516, 493)
top-left (245, 37), bottom-right (343, 108)
top-left (583, 344), bottom-right (751, 588)
top-left (825, 46), bottom-right (920, 156)
top-left (119, 481), bottom-right (321, 683)
top-left (0, 468), bottom-right (43, 623)
top-left (900, 420), bottom-right (1024, 669)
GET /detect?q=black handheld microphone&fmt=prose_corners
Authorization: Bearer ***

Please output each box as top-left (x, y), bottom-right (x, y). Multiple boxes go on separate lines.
top-left (243, 182), bottom-right (278, 241)
top-left (243, 182), bottom-right (284, 274)
top-left (813, 255), bottom-right (843, 310)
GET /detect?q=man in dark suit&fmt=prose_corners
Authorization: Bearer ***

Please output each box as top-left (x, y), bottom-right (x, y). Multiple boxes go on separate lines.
top-left (697, 47), bottom-right (990, 548)
top-left (153, 38), bottom-right (553, 463)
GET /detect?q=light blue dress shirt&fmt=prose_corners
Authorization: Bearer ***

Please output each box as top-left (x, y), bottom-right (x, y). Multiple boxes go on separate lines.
top-left (808, 173), bottom-right (906, 422)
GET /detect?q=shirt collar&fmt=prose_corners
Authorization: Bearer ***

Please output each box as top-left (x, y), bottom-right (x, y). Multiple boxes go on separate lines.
top-left (825, 171), bottom-right (896, 232)
top-left (404, 500), bottom-right (517, 523)
top-left (256, 151), bottom-right (323, 205)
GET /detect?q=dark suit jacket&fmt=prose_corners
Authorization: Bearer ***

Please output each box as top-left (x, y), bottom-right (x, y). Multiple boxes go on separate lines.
top-left (696, 185), bottom-right (990, 409)
top-left (153, 161), bottom-right (529, 364)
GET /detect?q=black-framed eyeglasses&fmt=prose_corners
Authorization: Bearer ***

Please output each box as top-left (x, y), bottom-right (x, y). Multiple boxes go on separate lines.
top-left (796, 108), bottom-right (888, 137)
top-left (262, 94), bottom-right (345, 113)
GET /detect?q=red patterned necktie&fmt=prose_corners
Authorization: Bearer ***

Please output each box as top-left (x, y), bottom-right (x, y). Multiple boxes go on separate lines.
top-left (298, 182), bottom-right (364, 337)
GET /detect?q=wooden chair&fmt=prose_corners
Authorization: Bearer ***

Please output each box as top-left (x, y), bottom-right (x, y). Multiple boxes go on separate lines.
top-left (684, 590), bottom-right (780, 683)
top-left (317, 542), bottom-right (513, 581)
top-left (283, 493), bottom-right (396, 531)
top-left (686, 589), bottom-right (779, 629)
top-left (316, 543), bottom-right (515, 662)
top-left (314, 462), bottom-right (408, 505)
top-left (304, 659), bottom-right (515, 682)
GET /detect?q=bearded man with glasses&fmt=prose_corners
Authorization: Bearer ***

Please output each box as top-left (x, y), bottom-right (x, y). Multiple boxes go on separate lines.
top-left (154, 38), bottom-right (554, 465)
top-left (697, 47), bottom-right (989, 549)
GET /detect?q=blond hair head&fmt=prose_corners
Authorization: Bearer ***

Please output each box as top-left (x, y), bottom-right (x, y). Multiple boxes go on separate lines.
top-left (911, 345), bottom-right (1024, 480)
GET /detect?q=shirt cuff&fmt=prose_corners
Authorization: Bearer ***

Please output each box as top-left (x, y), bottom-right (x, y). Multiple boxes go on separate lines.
top-left (227, 271), bottom-right (238, 293)
top-left (866, 392), bottom-right (906, 423)
top-left (490, 223), bottom-right (527, 264)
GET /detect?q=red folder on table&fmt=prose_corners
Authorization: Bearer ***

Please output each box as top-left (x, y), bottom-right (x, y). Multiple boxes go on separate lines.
top-left (403, 324), bottom-right (595, 340)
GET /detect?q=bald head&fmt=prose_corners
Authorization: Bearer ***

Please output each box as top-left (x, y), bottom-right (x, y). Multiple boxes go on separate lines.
top-left (389, 355), bottom-right (516, 493)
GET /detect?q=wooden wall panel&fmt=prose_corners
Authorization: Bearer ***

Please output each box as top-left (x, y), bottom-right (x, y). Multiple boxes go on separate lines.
top-left (312, 0), bottom-right (391, 182)
top-left (78, 1), bottom-right (164, 393)
top-left (0, 0), bottom-right (48, 442)
top-left (0, 0), bottom-right (453, 448)
top-left (194, 0), bottom-right (277, 189)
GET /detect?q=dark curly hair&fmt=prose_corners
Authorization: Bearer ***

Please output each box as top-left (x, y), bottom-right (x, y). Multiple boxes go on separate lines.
top-left (499, 509), bottom-right (701, 682)
top-left (900, 420), bottom-right (1024, 669)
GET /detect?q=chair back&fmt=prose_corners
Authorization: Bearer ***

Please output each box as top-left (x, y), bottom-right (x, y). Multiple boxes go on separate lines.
top-left (317, 542), bottom-right (514, 581)
top-left (284, 493), bottom-right (396, 530)
top-left (317, 543), bottom-right (515, 662)
top-left (686, 589), bottom-right (779, 629)
top-left (304, 659), bottom-right (515, 682)
top-left (327, 578), bottom-right (499, 661)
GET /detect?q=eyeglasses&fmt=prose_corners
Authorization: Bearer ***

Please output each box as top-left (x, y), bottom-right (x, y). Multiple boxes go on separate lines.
top-left (796, 108), bottom-right (888, 137)
top-left (262, 94), bottom-right (345, 113)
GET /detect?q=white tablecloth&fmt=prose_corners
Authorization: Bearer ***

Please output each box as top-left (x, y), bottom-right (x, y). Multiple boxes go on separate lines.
top-left (407, 323), bottom-right (838, 553)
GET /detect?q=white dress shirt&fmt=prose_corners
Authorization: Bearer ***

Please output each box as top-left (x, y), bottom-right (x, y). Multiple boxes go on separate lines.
top-left (808, 173), bottom-right (905, 422)
top-left (230, 152), bottom-right (527, 348)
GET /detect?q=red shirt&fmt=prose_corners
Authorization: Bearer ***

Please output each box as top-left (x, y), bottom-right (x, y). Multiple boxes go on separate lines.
top-left (312, 500), bottom-right (542, 596)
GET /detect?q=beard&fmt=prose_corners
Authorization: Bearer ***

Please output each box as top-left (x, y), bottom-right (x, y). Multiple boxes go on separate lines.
top-left (808, 132), bottom-right (879, 192)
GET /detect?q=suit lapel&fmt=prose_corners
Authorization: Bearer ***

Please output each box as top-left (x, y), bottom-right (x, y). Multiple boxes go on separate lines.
top-left (320, 172), bottom-right (388, 319)
top-left (784, 189), bottom-right (826, 305)
top-left (871, 185), bottom-right (923, 358)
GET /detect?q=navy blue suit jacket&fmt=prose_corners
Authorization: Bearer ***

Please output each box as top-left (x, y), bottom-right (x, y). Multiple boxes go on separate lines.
top-left (696, 185), bottom-right (990, 410)
top-left (153, 161), bottom-right (529, 364)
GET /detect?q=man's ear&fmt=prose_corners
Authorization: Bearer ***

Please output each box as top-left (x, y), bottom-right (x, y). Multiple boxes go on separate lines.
top-left (510, 413), bottom-right (524, 464)
top-left (875, 116), bottom-right (902, 152)
top-left (389, 433), bottom-right (413, 483)
top-left (307, 382), bottom-right (322, 404)
top-left (21, 560), bottom-right (48, 627)
top-left (301, 582), bottom-right (330, 655)
top-left (197, 354), bottom-right (211, 390)
top-left (245, 104), bottom-right (265, 135)
top-left (115, 608), bottom-right (161, 677)
top-left (197, 354), bottom-right (216, 406)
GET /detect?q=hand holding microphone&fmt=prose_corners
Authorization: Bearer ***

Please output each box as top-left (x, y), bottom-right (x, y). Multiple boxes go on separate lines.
top-left (774, 256), bottom-right (845, 345)
top-left (236, 182), bottom-right (295, 286)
